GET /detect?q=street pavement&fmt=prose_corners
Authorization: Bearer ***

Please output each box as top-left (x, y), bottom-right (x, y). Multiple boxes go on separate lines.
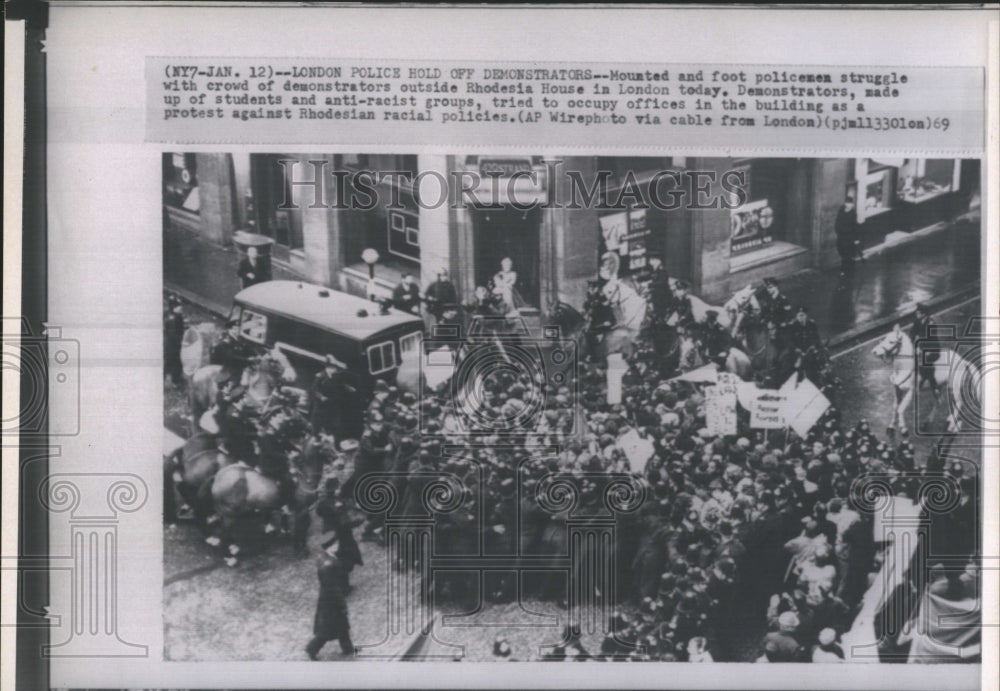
top-left (162, 224), bottom-right (984, 661)
top-left (163, 296), bottom-right (984, 662)
top-left (831, 296), bottom-right (982, 463)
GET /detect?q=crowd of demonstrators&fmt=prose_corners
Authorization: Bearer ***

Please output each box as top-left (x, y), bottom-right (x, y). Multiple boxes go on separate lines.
top-left (344, 280), bottom-right (979, 661)
top-left (164, 261), bottom-right (976, 662)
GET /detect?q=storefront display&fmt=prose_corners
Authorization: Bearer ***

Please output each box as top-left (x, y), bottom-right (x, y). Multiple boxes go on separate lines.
top-left (599, 206), bottom-right (651, 275)
top-left (163, 153), bottom-right (199, 213)
top-left (726, 159), bottom-right (797, 257)
top-left (730, 198), bottom-right (775, 253)
top-left (898, 158), bottom-right (961, 203)
top-left (858, 167), bottom-right (894, 221)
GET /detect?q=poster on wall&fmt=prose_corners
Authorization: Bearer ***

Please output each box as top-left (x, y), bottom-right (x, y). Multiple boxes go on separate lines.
top-left (730, 198), bottom-right (775, 254)
top-left (599, 207), bottom-right (651, 275)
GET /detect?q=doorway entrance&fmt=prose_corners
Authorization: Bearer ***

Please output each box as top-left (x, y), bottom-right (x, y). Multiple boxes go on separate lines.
top-left (470, 206), bottom-right (542, 309)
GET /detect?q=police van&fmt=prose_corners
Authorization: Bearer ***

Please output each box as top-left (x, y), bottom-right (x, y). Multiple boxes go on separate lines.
top-left (229, 280), bottom-right (424, 397)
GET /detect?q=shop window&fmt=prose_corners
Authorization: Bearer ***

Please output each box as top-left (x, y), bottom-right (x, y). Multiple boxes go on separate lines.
top-left (861, 169), bottom-right (894, 218)
top-left (854, 158), bottom-right (898, 222)
top-left (250, 154), bottom-right (305, 252)
top-left (599, 206), bottom-right (653, 276)
top-left (899, 159), bottom-right (960, 203)
top-left (341, 157), bottom-right (421, 289)
top-left (728, 159), bottom-right (793, 255)
top-left (163, 153), bottom-right (199, 213)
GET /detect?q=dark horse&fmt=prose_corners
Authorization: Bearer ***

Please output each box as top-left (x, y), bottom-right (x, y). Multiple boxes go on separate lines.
top-left (209, 432), bottom-right (335, 564)
top-left (164, 431), bottom-right (233, 526)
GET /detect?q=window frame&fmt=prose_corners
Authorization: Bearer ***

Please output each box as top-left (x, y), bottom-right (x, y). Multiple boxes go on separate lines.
top-left (366, 340), bottom-right (397, 375)
top-left (239, 308), bottom-right (268, 345)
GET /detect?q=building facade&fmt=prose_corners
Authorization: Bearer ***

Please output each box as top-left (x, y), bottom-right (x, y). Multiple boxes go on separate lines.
top-left (163, 153), bottom-right (980, 311)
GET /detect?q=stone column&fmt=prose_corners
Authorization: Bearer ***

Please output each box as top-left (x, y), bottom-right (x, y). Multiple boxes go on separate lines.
top-left (417, 154), bottom-right (452, 287)
top-left (297, 154), bottom-right (341, 286)
top-left (195, 153), bottom-right (236, 245)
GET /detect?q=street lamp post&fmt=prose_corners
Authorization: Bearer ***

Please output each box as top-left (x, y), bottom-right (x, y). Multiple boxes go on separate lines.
top-left (361, 248), bottom-right (380, 301)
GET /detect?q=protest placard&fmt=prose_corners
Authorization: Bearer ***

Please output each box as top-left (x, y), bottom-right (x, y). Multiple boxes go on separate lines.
top-left (780, 374), bottom-right (831, 438)
top-left (705, 372), bottom-right (739, 436)
top-left (617, 428), bottom-right (656, 474)
top-left (750, 390), bottom-right (788, 429)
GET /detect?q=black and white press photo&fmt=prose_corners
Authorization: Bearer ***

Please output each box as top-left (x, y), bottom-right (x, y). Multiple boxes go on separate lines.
top-left (16, 7), bottom-right (996, 691)
top-left (161, 153), bottom-right (984, 664)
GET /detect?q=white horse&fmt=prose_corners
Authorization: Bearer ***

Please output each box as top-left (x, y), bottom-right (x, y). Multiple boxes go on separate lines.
top-left (602, 278), bottom-right (648, 336)
top-left (872, 324), bottom-right (979, 433)
top-left (723, 285), bottom-right (760, 339)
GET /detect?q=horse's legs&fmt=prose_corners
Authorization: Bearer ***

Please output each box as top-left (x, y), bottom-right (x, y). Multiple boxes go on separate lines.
top-left (220, 516), bottom-right (243, 566)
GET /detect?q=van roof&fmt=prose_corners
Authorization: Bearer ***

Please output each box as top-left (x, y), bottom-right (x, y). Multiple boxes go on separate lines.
top-left (234, 280), bottom-right (424, 341)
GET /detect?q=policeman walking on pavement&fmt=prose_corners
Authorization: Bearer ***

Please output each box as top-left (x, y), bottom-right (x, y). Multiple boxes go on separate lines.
top-left (834, 193), bottom-right (863, 276)
top-left (306, 538), bottom-right (357, 660)
top-left (163, 299), bottom-right (187, 388)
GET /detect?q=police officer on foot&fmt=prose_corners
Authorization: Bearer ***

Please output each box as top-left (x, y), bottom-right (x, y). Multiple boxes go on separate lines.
top-left (306, 538), bottom-right (357, 660)
top-left (423, 268), bottom-right (458, 324)
top-left (834, 193), bottom-right (863, 276)
top-left (310, 355), bottom-right (351, 439)
top-left (757, 278), bottom-right (792, 328)
top-left (237, 246), bottom-right (270, 289)
top-left (392, 272), bottom-right (422, 315)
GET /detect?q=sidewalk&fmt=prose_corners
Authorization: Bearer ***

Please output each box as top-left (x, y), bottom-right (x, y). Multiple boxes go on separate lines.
top-left (165, 215), bottom-right (981, 344)
top-left (164, 227), bottom-right (302, 316)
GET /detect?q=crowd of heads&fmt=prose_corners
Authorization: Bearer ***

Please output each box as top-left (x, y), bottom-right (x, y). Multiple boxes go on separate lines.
top-left (165, 279), bottom-right (977, 662)
top-left (347, 312), bottom-right (976, 662)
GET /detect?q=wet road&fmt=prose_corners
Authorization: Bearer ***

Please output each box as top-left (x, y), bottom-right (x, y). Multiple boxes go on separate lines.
top-left (831, 297), bottom-right (982, 461)
top-left (783, 219), bottom-right (979, 340)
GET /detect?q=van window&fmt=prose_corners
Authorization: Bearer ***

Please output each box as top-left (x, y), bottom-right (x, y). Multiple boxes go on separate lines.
top-left (400, 331), bottom-right (422, 356)
top-left (240, 308), bottom-right (268, 344)
top-left (367, 341), bottom-right (396, 374)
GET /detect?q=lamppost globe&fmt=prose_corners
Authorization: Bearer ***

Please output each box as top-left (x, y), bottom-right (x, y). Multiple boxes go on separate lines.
top-left (362, 248), bottom-right (380, 275)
